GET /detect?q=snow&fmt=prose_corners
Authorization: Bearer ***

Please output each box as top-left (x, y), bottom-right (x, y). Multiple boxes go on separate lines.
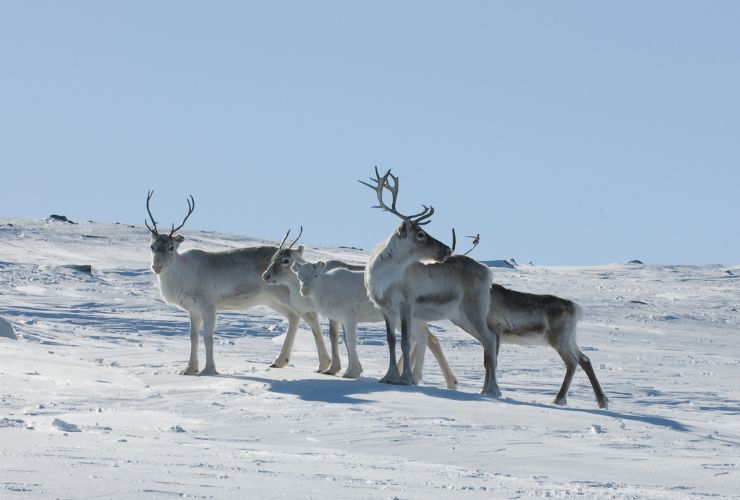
top-left (0, 218), bottom-right (738, 498)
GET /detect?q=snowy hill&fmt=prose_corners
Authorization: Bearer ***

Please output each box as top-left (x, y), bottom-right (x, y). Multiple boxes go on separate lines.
top-left (1, 218), bottom-right (739, 498)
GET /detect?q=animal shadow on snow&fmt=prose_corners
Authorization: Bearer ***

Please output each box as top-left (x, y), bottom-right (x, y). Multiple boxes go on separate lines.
top-left (227, 374), bottom-right (694, 432)
top-left (226, 374), bottom-right (485, 405)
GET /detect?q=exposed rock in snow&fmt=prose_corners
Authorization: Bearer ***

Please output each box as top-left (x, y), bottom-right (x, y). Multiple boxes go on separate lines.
top-left (52, 419), bottom-right (81, 433)
top-left (0, 316), bottom-right (16, 340)
top-left (48, 214), bottom-right (76, 224)
top-left (481, 258), bottom-right (517, 269)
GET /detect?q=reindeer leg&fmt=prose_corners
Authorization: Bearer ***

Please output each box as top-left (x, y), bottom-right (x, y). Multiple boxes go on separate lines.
top-left (305, 311), bottom-right (332, 372)
top-left (342, 321), bottom-right (363, 379)
top-left (180, 311), bottom-right (202, 375)
top-left (323, 319), bottom-right (342, 375)
top-left (271, 311), bottom-right (300, 368)
top-left (411, 329), bottom-right (427, 385)
top-left (553, 346), bottom-right (577, 406)
top-left (398, 305), bottom-right (415, 385)
top-left (198, 307), bottom-right (219, 376)
top-left (577, 349), bottom-right (608, 409)
top-left (379, 315), bottom-right (401, 384)
top-left (425, 327), bottom-right (458, 390)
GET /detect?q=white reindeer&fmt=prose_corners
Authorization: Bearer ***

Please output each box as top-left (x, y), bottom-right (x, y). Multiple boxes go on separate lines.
top-left (361, 168), bottom-right (502, 396)
top-left (292, 260), bottom-right (459, 388)
top-left (145, 191), bottom-right (332, 375)
top-left (261, 227), bottom-right (363, 376)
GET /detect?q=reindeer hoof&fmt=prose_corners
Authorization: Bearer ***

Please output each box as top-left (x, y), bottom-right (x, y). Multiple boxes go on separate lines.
top-left (598, 399), bottom-right (609, 409)
top-left (481, 387), bottom-right (502, 398)
top-left (180, 365), bottom-right (198, 376)
top-left (270, 359), bottom-right (289, 368)
top-left (198, 367), bottom-right (219, 376)
top-left (446, 379), bottom-right (459, 390)
top-left (398, 374), bottom-right (416, 386)
top-left (553, 397), bottom-right (567, 406)
top-left (322, 366), bottom-right (341, 376)
top-left (342, 370), bottom-right (362, 379)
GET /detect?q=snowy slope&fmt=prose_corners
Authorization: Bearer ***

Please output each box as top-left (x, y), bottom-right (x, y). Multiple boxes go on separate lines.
top-left (1, 218), bottom-right (738, 499)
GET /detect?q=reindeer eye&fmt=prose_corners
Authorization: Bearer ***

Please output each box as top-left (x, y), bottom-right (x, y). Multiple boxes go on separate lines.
top-left (150, 245), bottom-right (155, 251)
top-left (417, 231), bottom-right (426, 239)
top-left (282, 259), bottom-right (290, 265)
top-left (168, 246), bottom-right (174, 251)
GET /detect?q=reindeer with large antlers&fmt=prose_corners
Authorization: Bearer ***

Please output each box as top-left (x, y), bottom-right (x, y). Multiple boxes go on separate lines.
top-left (145, 191), bottom-right (333, 375)
top-left (361, 169), bottom-right (502, 395)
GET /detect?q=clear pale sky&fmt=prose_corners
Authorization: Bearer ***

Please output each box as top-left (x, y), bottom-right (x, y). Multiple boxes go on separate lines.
top-left (1, 2), bottom-right (738, 265)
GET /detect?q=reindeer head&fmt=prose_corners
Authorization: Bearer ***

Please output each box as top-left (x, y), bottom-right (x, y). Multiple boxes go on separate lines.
top-left (291, 260), bottom-right (326, 297)
top-left (360, 167), bottom-right (452, 263)
top-left (145, 190), bottom-right (195, 274)
top-left (262, 226), bottom-right (304, 285)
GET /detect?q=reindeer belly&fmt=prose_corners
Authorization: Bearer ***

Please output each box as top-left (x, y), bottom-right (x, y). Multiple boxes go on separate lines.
top-left (500, 322), bottom-right (549, 347)
top-left (413, 292), bottom-right (460, 321)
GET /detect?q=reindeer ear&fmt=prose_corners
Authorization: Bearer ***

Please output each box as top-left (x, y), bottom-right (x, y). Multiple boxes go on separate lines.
top-left (296, 245), bottom-right (304, 255)
top-left (173, 234), bottom-right (185, 244)
top-left (397, 221), bottom-right (409, 238)
top-left (317, 261), bottom-right (326, 272)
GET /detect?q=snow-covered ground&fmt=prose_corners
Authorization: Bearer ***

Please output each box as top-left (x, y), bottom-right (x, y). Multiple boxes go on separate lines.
top-left (1, 218), bottom-right (738, 499)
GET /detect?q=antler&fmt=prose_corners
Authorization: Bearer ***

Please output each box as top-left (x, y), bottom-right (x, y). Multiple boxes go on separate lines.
top-left (169, 195), bottom-right (195, 236)
top-left (277, 225), bottom-right (304, 251)
top-left (450, 229), bottom-right (480, 256)
top-left (145, 190), bottom-right (159, 235)
top-left (287, 225), bottom-right (303, 250)
top-left (463, 233), bottom-right (480, 256)
top-left (277, 229), bottom-right (291, 250)
top-left (358, 166), bottom-right (434, 225)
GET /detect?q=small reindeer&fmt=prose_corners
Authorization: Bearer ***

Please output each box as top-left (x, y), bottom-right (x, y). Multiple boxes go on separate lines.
top-left (361, 168), bottom-right (501, 395)
top-left (261, 227), bottom-right (363, 375)
top-left (292, 260), bottom-right (459, 388)
top-left (145, 191), bottom-right (332, 375)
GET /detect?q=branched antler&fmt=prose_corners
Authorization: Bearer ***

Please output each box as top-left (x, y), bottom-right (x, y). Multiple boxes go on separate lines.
top-left (463, 233), bottom-right (480, 256)
top-left (169, 195), bottom-right (195, 236)
top-left (358, 166), bottom-right (434, 225)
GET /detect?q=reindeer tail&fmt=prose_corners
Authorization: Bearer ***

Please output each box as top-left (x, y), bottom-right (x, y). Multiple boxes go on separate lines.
top-left (572, 302), bottom-right (584, 321)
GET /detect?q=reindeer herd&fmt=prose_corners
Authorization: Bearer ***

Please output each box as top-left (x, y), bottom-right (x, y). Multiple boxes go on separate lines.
top-left (145, 168), bottom-right (608, 409)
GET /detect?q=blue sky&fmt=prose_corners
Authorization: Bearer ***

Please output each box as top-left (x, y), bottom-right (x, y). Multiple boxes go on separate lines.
top-left (1, 2), bottom-right (738, 265)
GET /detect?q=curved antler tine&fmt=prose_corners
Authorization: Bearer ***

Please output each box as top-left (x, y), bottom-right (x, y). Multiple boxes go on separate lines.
top-left (451, 228), bottom-right (457, 253)
top-left (462, 233), bottom-right (480, 256)
top-left (413, 205), bottom-right (434, 225)
top-left (277, 229), bottom-right (291, 250)
top-left (145, 190), bottom-right (159, 235)
top-left (358, 167), bottom-right (408, 221)
top-left (288, 225), bottom-right (303, 250)
top-left (169, 194), bottom-right (196, 235)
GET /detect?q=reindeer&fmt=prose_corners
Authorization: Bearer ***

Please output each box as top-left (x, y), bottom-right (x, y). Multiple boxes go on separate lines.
top-left (361, 171), bottom-right (609, 407)
top-left (292, 260), bottom-right (459, 388)
top-left (488, 284), bottom-right (608, 408)
top-left (361, 168), bottom-right (502, 396)
top-left (145, 191), bottom-right (332, 375)
top-left (261, 227), bottom-right (362, 375)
